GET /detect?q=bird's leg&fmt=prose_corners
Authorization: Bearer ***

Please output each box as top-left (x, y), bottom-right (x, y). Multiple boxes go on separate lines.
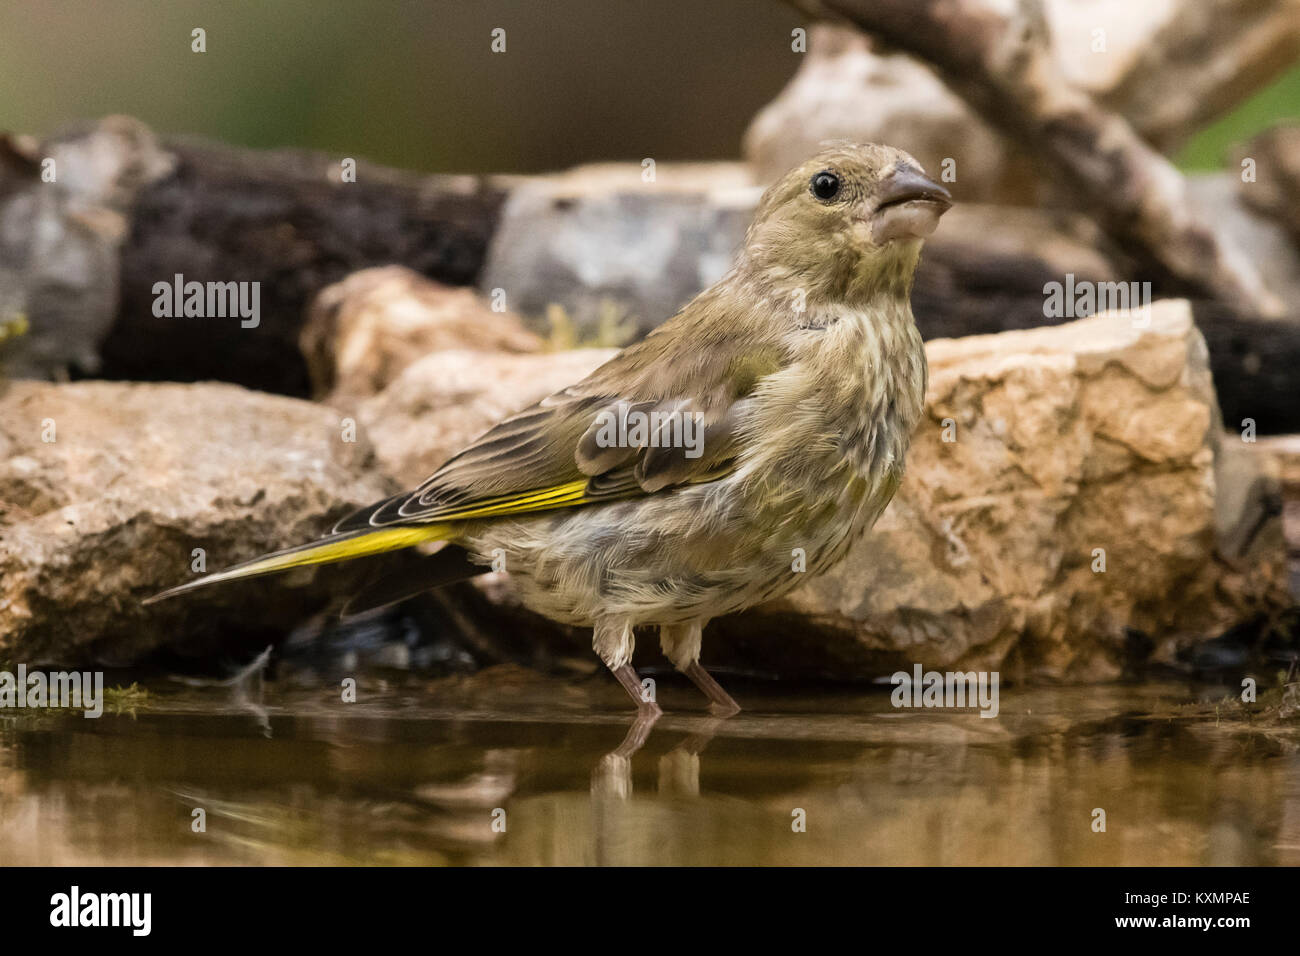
top-left (660, 621), bottom-right (741, 716)
top-left (682, 662), bottom-right (742, 717)
top-left (594, 619), bottom-right (661, 716)
top-left (612, 665), bottom-right (662, 717)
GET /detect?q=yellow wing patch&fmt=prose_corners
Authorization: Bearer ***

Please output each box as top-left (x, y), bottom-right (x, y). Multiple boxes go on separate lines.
top-left (425, 479), bottom-right (599, 522)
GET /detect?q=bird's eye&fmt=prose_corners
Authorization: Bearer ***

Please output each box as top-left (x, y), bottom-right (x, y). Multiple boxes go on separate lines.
top-left (810, 170), bottom-right (841, 202)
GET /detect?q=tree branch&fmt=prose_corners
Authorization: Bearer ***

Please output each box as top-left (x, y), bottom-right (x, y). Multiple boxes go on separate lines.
top-left (789, 0), bottom-right (1282, 316)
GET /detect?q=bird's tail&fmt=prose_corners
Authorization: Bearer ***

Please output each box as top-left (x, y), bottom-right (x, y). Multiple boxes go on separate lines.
top-left (142, 524), bottom-right (453, 605)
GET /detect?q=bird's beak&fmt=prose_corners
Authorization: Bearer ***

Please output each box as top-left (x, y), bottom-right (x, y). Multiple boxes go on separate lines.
top-left (870, 165), bottom-right (952, 243)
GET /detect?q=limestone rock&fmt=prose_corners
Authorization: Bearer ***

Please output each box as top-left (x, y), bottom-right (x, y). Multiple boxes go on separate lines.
top-left (8, 303), bottom-right (1286, 680)
top-left (0, 380), bottom-right (390, 665)
top-left (714, 300), bottom-right (1290, 680)
top-left (352, 300), bottom-right (1289, 681)
top-left (301, 265), bottom-right (541, 401)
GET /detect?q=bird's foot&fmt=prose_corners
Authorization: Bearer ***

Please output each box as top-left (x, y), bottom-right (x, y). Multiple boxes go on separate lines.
top-left (708, 698), bottom-right (741, 718)
top-left (683, 661), bottom-right (741, 717)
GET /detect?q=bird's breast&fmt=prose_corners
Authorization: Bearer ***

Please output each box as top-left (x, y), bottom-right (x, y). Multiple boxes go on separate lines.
top-left (810, 301), bottom-right (927, 485)
top-left (730, 300), bottom-right (926, 552)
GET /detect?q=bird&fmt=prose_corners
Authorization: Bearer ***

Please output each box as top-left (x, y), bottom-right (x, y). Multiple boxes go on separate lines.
top-left (146, 142), bottom-right (951, 717)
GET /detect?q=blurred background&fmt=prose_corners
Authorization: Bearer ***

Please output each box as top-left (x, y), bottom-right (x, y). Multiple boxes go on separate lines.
top-left (1, 0), bottom-right (801, 172)
top-left (1, 0), bottom-right (1295, 173)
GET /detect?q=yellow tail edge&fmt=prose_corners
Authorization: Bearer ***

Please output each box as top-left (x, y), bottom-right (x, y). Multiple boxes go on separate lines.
top-left (142, 524), bottom-right (452, 605)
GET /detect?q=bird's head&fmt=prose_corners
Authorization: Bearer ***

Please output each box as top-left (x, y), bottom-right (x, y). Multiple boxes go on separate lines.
top-left (743, 142), bottom-right (951, 303)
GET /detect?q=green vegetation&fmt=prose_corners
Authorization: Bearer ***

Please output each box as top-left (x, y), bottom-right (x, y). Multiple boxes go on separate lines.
top-left (1177, 65), bottom-right (1300, 170)
top-left (543, 301), bottom-right (638, 350)
top-left (104, 682), bottom-right (150, 717)
top-left (0, 313), bottom-right (29, 375)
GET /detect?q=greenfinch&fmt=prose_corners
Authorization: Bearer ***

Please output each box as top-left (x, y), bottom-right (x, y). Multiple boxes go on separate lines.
top-left (148, 143), bottom-right (951, 716)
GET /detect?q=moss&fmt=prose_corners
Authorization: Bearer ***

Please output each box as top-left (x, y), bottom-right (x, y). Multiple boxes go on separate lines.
top-left (0, 313), bottom-right (29, 376)
top-left (543, 300), bottom-right (638, 351)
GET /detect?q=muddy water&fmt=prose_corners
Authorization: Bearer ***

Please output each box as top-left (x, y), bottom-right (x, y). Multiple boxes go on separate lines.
top-left (1, 669), bottom-right (1297, 866)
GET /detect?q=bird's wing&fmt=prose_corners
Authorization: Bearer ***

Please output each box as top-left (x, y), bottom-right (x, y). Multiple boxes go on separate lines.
top-left (333, 325), bottom-right (786, 532)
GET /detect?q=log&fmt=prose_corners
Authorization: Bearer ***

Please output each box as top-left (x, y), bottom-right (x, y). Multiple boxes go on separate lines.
top-left (103, 138), bottom-right (507, 396)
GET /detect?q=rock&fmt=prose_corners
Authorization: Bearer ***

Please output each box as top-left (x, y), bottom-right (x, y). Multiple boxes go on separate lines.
top-left (357, 347), bottom-right (615, 487)
top-left (301, 265), bottom-right (541, 401)
top-left (0, 380), bottom-right (391, 665)
top-left (919, 184), bottom-right (1300, 439)
top-left (927, 204), bottom-right (1117, 282)
top-left (349, 300), bottom-right (1289, 682)
top-left (710, 300), bottom-right (1290, 680)
top-left (9, 305), bottom-right (1285, 681)
top-left (743, 26), bottom-right (1032, 204)
top-left (478, 164), bottom-right (761, 342)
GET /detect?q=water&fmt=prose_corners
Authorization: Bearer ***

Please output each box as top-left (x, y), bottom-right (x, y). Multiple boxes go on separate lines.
top-left (2, 668), bottom-right (1297, 865)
